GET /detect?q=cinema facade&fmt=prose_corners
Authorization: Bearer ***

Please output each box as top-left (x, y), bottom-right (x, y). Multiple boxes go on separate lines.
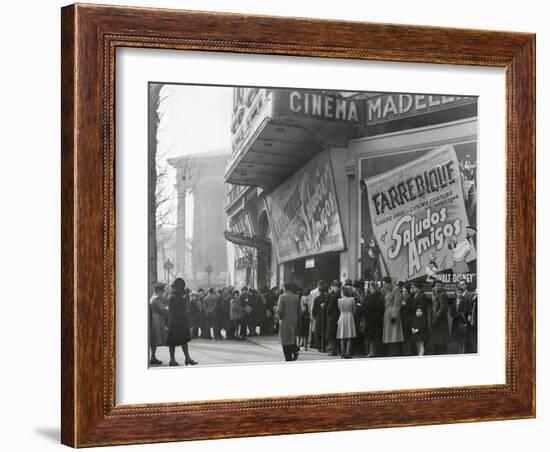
top-left (224, 87), bottom-right (478, 291)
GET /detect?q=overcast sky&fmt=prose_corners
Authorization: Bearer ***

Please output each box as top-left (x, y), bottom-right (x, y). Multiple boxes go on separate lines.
top-left (156, 84), bottom-right (233, 234)
top-left (158, 84), bottom-right (232, 158)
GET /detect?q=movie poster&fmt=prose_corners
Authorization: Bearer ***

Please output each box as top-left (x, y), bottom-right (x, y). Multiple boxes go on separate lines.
top-left (362, 145), bottom-right (476, 284)
top-left (266, 150), bottom-right (345, 263)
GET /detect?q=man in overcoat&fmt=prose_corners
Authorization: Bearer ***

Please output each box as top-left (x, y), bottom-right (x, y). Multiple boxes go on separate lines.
top-left (430, 279), bottom-right (450, 354)
top-left (277, 282), bottom-right (301, 361)
top-left (457, 279), bottom-right (475, 353)
top-left (325, 280), bottom-right (342, 356)
top-left (381, 276), bottom-right (404, 356)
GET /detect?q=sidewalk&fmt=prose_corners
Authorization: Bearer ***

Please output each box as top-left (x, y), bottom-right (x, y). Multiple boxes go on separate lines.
top-left (245, 334), bottom-right (342, 362)
top-left (150, 333), bottom-right (340, 368)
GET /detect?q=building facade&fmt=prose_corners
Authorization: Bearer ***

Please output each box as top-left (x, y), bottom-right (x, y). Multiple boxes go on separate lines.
top-left (170, 151), bottom-right (229, 288)
top-left (224, 88), bottom-right (478, 291)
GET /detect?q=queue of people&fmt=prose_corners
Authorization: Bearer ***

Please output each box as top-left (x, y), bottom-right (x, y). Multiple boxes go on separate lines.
top-left (280, 276), bottom-right (478, 360)
top-left (149, 280), bottom-right (280, 365)
top-left (149, 275), bottom-right (478, 365)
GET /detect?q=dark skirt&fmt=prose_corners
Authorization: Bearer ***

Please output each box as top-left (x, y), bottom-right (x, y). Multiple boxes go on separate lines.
top-left (299, 319), bottom-right (310, 337)
top-left (451, 320), bottom-right (469, 344)
top-left (166, 294), bottom-right (191, 346)
top-left (412, 327), bottom-right (428, 343)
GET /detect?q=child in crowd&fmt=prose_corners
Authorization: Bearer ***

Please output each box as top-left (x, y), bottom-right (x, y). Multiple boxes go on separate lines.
top-left (411, 307), bottom-right (428, 356)
top-left (298, 303), bottom-right (311, 350)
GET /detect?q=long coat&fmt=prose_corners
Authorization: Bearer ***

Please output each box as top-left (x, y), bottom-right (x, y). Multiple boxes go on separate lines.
top-left (277, 291), bottom-right (301, 346)
top-left (230, 297), bottom-right (244, 321)
top-left (430, 291), bottom-right (450, 345)
top-left (361, 290), bottom-right (385, 342)
top-left (166, 292), bottom-right (191, 346)
top-left (312, 293), bottom-right (327, 338)
top-left (149, 294), bottom-right (167, 346)
top-left (401, 293), bottom-right (414, 341)
top-left (450, 295), bottom-right (470, 343)
top-left (325, 290), bottom-right (341, 340)
top-left (382, 286), bottom-right (404, 344)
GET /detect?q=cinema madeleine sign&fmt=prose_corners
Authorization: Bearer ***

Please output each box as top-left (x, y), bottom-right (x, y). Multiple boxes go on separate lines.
top-left (230, 88), bottom-right (476, 159)
top-left (365, 93), bottom-right (476, 125)
top-left (269, 90), bottom-right (474, 126)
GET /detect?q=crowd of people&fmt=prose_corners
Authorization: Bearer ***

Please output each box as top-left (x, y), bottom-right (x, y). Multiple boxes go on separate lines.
top-left (149, 276), bottom-right (478, 365)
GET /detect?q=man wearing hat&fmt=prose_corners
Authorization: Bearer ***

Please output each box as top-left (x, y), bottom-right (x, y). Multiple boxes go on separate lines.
top-left (430, 279), bottom-right (450, 354)
top-left (381, 276), bottom-right (404, 356)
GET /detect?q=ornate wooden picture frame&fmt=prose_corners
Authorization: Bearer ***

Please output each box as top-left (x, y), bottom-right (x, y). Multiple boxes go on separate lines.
top-left (61, 3), bottom-right (535, 447)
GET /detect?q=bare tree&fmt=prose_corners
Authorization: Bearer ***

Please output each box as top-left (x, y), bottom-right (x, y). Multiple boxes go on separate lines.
top-left (152, 85), bottom-right (201, 284)
top-left (148, 83), bottom-right (163, 297)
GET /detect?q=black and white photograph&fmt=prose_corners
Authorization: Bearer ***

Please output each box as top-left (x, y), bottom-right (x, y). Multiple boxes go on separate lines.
top-left (1, 0), bottom-right (544, 449)
top-left (147, 84), bottom-right (479, 367)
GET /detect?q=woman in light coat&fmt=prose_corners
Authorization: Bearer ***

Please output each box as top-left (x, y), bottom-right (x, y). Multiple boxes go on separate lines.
top-left (229, 290), bottom-right (244, 340)
top-left (337, 286), bottom-right (357, 358)
top-left (149, 282), bottom-right (167, 365)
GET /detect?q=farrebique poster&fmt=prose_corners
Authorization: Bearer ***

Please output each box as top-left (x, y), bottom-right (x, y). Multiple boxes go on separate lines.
top-left (266, 150), bottom-right (345, 263)
top-left (363, 145), bottom-right (476, 282)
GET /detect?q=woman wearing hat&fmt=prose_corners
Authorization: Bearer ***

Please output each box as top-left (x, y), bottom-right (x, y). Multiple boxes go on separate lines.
top-left (149, 282), bottom-right (167, 365)
top-left (166, 278), bottom-right (198, 366)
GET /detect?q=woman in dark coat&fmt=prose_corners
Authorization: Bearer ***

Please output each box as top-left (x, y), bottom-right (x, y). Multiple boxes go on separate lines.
top-left (361, 285), bottom-right (385, 357)
top-left (166, 278), bottom-right (198, 366)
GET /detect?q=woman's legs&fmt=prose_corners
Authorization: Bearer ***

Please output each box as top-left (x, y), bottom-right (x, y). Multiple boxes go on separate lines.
top-left (416, 341), bottom-right (425, 356)
top-left (345, 339), bottom-right (352, 357)
top-left (181, 344), bottom-right (191, 361)
top-left (181, 343), bottom-right (198, 365)
top-left (367, 340), bottom-right (377, 357)
top-left (169, 346), bottom-right (177, 364)
top-left (233, 320), bottom-right (241, 339)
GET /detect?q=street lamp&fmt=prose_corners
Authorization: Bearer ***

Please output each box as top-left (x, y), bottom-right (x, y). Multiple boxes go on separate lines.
top-left (163, 258), bottom-right (174, 282)
top-left (205, 263), bottom-right (213, 286)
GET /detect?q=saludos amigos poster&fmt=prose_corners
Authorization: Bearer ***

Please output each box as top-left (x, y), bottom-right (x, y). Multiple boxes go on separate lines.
top-left (363, 145), bottom-right (476, 282)
top-left (266, 150), bottom-right (345, 263)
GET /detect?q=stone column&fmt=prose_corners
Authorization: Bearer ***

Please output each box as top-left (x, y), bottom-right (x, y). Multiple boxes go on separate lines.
top-left (174, 180), bottom-right (187, 277)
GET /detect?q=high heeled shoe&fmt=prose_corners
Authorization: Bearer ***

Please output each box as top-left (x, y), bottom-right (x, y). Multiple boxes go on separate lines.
top-left (169, 360), bottom-right (180, 366)
top-left (185, 359), bottom-right (198, 366)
